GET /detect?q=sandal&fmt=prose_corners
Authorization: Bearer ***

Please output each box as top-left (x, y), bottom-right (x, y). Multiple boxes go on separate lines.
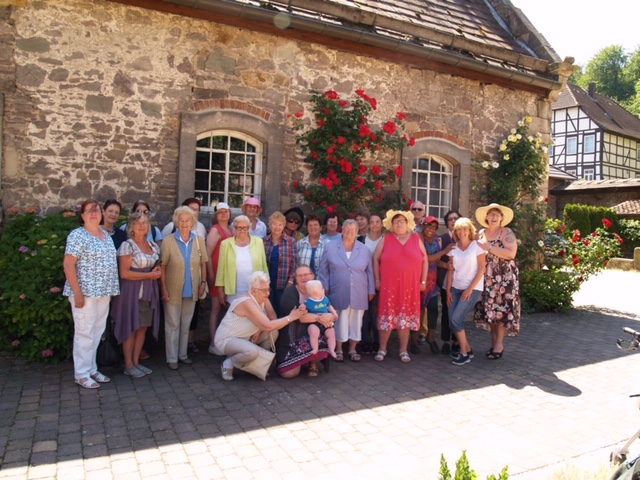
top-left (90, 371), bottom-right (111, 383)
top-left (188, 342), bottom-right (200, 354)
top-left (76, 377), bottom-right (100, 389)
top-left (334, 351), bottom-right (344, 362)
top-left (374, 350), bottom-right (387, 362)
top-left (486, 348), bottom-right (494, 357)
top-left (139, 350), bottom-right (150, 360)
top-left (429, 341), bottom-right (439, 355)
top-left (308, 362), bottom-right (319, 377)
top-left (487, 350), bottom-right (503, 360)
top-left (348, 351), bottom-right (361, 362)
top-left (399, 352), bottom-right (411, 363)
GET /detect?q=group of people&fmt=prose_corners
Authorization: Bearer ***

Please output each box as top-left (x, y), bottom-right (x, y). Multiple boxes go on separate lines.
top-left (63, 195), bottom-right (521, 388)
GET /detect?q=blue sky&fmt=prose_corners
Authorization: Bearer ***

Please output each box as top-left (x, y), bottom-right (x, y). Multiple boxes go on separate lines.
top-left (510, 0), bottom-right (639, 66)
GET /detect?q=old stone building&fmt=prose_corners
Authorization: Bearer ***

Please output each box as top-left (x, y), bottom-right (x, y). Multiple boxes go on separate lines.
top-left (0, 0), bottom-right (575, 225)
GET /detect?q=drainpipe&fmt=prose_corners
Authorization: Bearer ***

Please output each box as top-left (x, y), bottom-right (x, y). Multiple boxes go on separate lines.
top-left (0, 93), bottom-right (3, 227)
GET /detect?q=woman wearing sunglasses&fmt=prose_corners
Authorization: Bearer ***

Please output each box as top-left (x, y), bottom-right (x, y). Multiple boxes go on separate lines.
top-left (283, 207), bottom-right (305, 242)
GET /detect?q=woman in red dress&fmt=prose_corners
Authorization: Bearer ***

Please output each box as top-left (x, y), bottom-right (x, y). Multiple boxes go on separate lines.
top-left (206, 202), bottom-right (234, 354)
top-left (373, 210), bottom-right (428, 363)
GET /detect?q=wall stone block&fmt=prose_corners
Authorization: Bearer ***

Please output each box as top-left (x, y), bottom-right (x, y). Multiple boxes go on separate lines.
top-left (85, 95), bottom-right (114, 114)
top-left (16, 37), bottom-right (49, 53)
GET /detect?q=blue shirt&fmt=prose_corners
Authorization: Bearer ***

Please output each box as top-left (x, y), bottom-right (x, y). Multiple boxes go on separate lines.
top-left (174, 231), bottom-right (195, 298)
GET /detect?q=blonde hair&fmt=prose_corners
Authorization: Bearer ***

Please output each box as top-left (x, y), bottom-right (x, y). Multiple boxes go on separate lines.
top-left (269, 211), bottom-right (286, 227)
top-left (452, 217), bottom-right (477, 242)
top-left (172, 206), bottom-right (197, 228)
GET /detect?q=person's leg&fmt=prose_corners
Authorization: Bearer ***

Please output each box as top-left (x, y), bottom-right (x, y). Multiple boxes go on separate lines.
top-left (427, 296), bottom-right (439, 341)
top-left (418, 307), bottom-right (429, 339)
top-left (179, 299), bottom-right (196, 361)
top-left (209, 295), bottom-right (222, 349)
top-left (440, 288), bottom-right (452, 350)
top-left (122, 335), bottom-right (135, 370)
top-left (378, 329), bottom-right (391, 353)
top-left (188, 300), bottom-right (200, 351)
top-left (347, 308), bottom-right (364, 356)
top-left (132, 327), bottom-right (147, 366)
top-left (222, 337), bottom-right (262, 367)
top-left (163, 302), bottom-right (181, 364)
top-left (308, 324), bottom-right (320, 354)
top-left (398, 328), bottom-right (411, 355)
top-left (335, 309), bottom-right (350, 359)
top-left (491, 324), bottom-right (507, 354)
top-left (325, 328), bottom-right (337, 357)
top-left (71, 297), bottom-right (93, 381)
top-left (449, 289), bottom-right (482, 356)
top-left (90, 297), bottom-right (110, 376)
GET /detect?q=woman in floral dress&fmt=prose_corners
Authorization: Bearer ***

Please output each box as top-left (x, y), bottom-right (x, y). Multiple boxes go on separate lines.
top-left (474, 203), bottom-right (521, 360)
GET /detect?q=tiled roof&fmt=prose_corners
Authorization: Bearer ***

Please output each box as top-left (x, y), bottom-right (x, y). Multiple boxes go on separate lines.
top-left (550, 178), bottom-right (640, 193)
top-left (548, 165), bottom-right (577, 180)
top-left (613, 199), bottom-right (640, 216)
top-left (553, 83), bottom-right (640, 140)
top-left (145, 0), bottom-right (563, 81)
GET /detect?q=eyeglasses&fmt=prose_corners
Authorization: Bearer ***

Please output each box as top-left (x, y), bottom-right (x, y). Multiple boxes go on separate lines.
top-left (287, 218), bottom-right (300, 224)
top-left (424, 224), bottom-right (437, 230)
top-left (235, 226), bottom-right (249, 230)
top-left (84, 208), bottom-right (101, 214)
top-left (448, 217), bottom-right (459, 222)
top-left (411, 207), bottom-right (424, 212)
top-left (136, 209), bottom-right (150, 215)
top-left (255, 287), bottom-right (271, 294)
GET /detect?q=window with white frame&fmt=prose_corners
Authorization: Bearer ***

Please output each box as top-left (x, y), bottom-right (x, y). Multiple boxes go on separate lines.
top-left (566, 136), bottom-right (578, 155)
top-left (411, 155), bottom-right (453, 221)
top-left (194, 130), bottom-right (263, 209)
top-left (583, 134), bottom-right (595, 153)
top-left (584, 168), bottom-right (595, 180)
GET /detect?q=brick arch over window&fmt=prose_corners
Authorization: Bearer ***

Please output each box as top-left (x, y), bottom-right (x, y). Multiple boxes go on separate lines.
top-left (178, 107), bottom-right (283, 215)
top-left (401, 135), bottom-right (472, 218)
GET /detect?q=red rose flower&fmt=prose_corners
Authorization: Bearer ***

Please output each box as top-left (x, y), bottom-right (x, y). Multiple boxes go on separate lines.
top-left (602, 218), bottom-right (612, 229)
top-left (558, 250), bottom-right (565, 257)
top-left (353, 144), bottom-right (360, 151)
top-left (304, 190), bottom-right (310, 197)
top-left (396, 112), bottom-right (406, 121)
top-left (395, 165), bottom-right (403, 177)
top-left (371, 134), bottom-right (377, 141)
top-left (293, 181), bottom-right (299, 188)
top-left (374, 180), bottom-right (382, 190)
top-left (371, 165), bottom-right (381, 175)
top-left (323, 90), bottom-right (338, 99)
top-left (338, 136), bottom-right (345, 144)
top-left (409, 137), bottom-right (416, 146)
top-left (359, 124), bottom-right (371, 137)
top-left (383, 121), bottom-right (397, 135)
top-left (317, 119), bottom-right (325, 127)
top-left (294, 111), bottom-right (303, 118)
top-left (572, 254), bottom-right (580, 265)
top-left (322, 107), bottom-right (331, 115)
top-left (582, 238), bottom-right (590, 246)
top-left (339, 100), bottom-right (348, 107)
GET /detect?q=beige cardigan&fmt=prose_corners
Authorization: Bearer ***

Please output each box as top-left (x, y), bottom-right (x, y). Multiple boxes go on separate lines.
top-left (160, 233), bottom-right (208, 305)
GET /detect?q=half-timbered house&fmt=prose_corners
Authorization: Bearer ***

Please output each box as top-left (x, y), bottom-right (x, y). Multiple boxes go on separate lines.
top-left (551, 83), bottom-right (640, 181)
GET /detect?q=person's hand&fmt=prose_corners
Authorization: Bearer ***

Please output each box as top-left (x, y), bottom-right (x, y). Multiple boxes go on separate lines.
top-left (368, 293), bottom-right (375, 301)
top-left (218, 290), bottom-right (227, 306)
top-left (73, 293), bottom-right (85, 309)
top-left (420, 282), bottom-right (427, 292)
top-left (447, 262), bottom-right (455, 272)
top-left (162, 290), bottom-right (170, 302)
top-left (149, 267), bottom-right (162, 280)
top-left (250, 331), bottom-right (261, 343)
top-left (446, 290), bottom-right (453, 307)
top-left (444, 243), bottom-right (455, 254)
top-left (288, 306), bottom-right (302, 322)
top-left (319, 313), bottom-right (334, 328)
top-left (461, 287), bottom-right (473, 301)
top-left (375, 279), bottom-right (381, 291)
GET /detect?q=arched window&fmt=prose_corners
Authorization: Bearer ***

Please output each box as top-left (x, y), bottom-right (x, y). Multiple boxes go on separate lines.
top-left (411, 154), bottom-right (453, 220)
top-left (194, 130), bottom-right (264, 209)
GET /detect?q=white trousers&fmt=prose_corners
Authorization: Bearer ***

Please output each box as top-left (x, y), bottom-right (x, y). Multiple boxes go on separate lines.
top-left (70, 296), bottom-right (110, 380)
top-left (335, 306), bottom-right (364, 343)
top-left (222, 331), bottom-right (279, 368)
top-left (164, 299), bottom-right (196, 363)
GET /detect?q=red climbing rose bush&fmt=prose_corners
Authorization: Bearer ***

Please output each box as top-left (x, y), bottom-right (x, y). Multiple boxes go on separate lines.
top-left (292, 89), bottom-right (415, 218)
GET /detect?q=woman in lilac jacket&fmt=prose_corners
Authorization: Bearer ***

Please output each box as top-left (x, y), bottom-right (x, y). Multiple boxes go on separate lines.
top-left (319, 219), bottom-right (375, 363)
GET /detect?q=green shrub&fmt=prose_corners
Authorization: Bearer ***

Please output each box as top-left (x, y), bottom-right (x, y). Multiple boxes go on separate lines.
top-left (520, 269), bottom-right (580, 313)
top-left (0, 210), bottom-right (79, 363)
top-left (439, 451), bottom-right (509, 480)
top-left (619, 218), bottom-right (640, 258)
top-left (564, 204), bottom-right (591, 237)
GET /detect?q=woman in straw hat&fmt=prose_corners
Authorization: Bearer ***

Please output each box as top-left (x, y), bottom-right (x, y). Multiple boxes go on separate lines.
top-left (474, 203), bottom-right (521, 360)
top-left (373, 210), bottom-right (428, 363)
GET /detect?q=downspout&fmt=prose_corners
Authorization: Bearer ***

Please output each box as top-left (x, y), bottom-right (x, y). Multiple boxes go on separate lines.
top-left (0, 93), bottom-right (3, 227)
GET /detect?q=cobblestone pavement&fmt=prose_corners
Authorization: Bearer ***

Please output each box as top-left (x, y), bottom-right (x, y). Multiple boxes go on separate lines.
top-left (1, 272), bottom-right (640, 479)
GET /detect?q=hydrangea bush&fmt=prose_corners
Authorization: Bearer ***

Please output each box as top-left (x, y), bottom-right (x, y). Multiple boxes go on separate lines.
top-left (0, 209), bottom-right (79, 363)
top-left (292, 89), bottom-right (415, 219)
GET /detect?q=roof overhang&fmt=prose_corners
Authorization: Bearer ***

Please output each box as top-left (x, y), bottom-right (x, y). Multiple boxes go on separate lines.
top-left (106, 0), bottom-right (566, 96)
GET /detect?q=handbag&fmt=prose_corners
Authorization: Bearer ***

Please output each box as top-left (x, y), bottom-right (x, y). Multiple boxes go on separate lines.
top-left (238, 333), bottom-right (275, 381)
top-left (196, 237), bottom-right (207, 300)
top-left (96, 321), bottom-right (121, 368)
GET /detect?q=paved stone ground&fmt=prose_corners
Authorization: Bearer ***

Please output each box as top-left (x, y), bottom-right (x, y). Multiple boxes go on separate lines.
top-left (1, 271), bottom-right (639, 479)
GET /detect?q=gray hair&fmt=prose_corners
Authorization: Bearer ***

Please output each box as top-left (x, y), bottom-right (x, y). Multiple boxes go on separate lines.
top-left (172, 205), bottom-right (197, 228)
top-left (125, 212), bottom-right (150, 238)
top-left (248, 271), bottom-right (270, 290)
top-left (342, 219), bottom-right (358, 230)
top-left (233, 215), bottom-right (251, 228)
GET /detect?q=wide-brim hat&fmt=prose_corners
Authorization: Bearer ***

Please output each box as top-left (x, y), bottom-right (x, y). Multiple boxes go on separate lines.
top-left (242, 197), bottom-right (262, 214)
top-left (382, 209), bottom-right (416, 232)
top-left (475, 203), bottom-right (514, 228)
top-left (423, 215), bottom-right (440, 226)
top-left (284, 207), bottom-right (304, 226)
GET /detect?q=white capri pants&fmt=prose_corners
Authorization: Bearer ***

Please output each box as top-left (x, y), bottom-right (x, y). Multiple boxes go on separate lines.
top-left (69, 296), bottom-right (111, 381)
top-left (335, 306), bottom-right (364, 343)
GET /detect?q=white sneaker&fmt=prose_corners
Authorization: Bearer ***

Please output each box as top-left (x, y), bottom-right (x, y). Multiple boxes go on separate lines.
top-left (208, 344), bottom-right (223, 356)
top-left (221, 364), bottom-right (234, 381)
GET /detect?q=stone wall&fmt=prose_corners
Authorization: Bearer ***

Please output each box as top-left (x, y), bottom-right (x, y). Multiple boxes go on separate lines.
top-left (1, 0), bottom-right (550, 224)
